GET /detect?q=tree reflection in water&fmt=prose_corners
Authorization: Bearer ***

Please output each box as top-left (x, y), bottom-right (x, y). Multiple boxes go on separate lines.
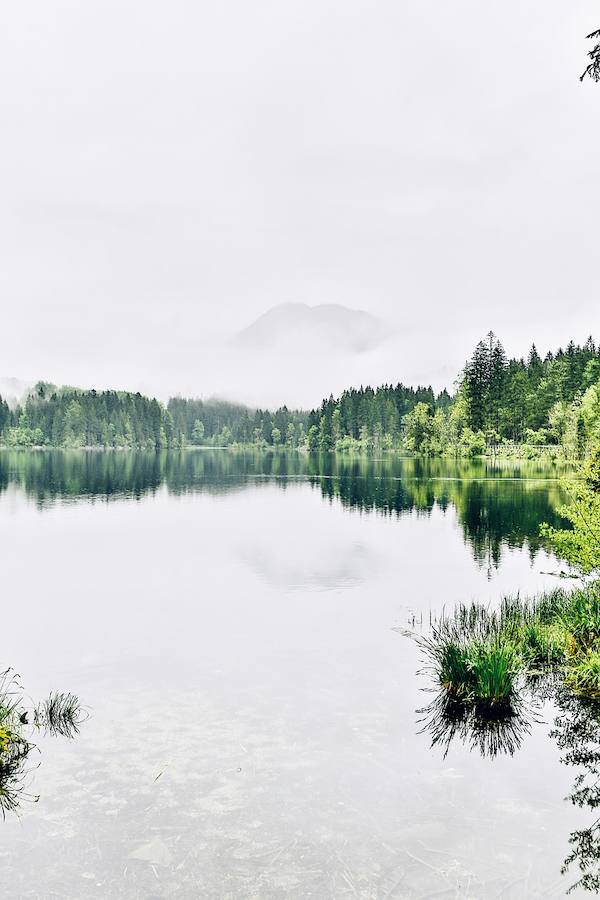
top-left (0, 449), bottom-right (569, 573)
top-left (419, 680), bottom-right (600, 892)
top-left (550, 687), bottom-right (600, 894)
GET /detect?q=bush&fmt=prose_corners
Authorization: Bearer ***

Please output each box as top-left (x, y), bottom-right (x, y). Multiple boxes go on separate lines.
top-left (559, 589), bottom-right (600, 654)
top-left (459, 427), bottom-right (487, 457)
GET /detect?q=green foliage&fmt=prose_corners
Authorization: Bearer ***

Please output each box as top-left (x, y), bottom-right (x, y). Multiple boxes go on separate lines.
top-left (467, 643), bottom-right (517, 706)
top-left (0, 669), bottom-right (84, 816)
top-left (403, 402), bottom-right (435, 453)
top-left (435, 637), bottom-right (517, 708)
top-left (306, 424), bottom-right (319, 451)
top-left (305, 333), bottom-right (600, 456)
top-left (414, 602), bottom-right (522, 709)
top-left (191, 419), bottom-right (205, 444)
top-left (167, 397), bottom-right (308, 448)
top-left (0, 386), bottom-right (177, 450)
top-left (542, 448), bottom-right (600, 576)
top-left (565, 651), bottom-right (600, 699)
top-left (459, 334), bottom-right (600, 454)
top-left (411, 585), bottom-right (600, 706)
top-left (558, 588), bottom-right (600, 652)
top-left (462, 331), bottom-right (507, 434)
top-left (2, 332), bottom-right (600, 456)
top-left (520, 621), bottom-right (567, 667)
top-left (308, 383), bottom-right (442, 453)
top-left (459, 427), bottom-right (487, 457)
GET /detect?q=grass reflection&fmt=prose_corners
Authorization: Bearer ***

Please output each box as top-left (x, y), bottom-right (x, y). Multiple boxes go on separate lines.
top-left (0, 669), bottom-right (84, 817)
top-left (410, 598), bottom-right (600, 893)
top-left (418, 689), bottom-right (535, 759)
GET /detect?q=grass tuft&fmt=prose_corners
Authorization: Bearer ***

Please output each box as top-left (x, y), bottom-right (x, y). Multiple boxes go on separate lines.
top-left (565, 650), bottom-right (600, 699)
top-left (409, 583), bottom-right (600, 708)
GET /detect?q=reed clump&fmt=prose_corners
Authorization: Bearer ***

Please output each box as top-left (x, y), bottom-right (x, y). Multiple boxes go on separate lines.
top-left (411, 583), bottom-right (600, 707)
top-left (564, 650), bottom-right (600, 698)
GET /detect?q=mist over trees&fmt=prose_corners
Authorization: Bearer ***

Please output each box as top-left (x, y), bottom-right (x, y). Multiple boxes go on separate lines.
top-left (167, 397), bottom-right (309, 448)
top-left (0, 385), bottom-right (178, 449)
top-left (0, 333), bottom-right (599, 456)
top-left (302, 334), bottom-right (600, 456)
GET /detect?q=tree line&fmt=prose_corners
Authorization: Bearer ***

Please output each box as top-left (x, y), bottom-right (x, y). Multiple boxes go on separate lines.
top-left (0, 384), bottom-right (313, 450)
top-left (167, 397), bottom-right (309, 449)
top-left (0, 385), bottom-right (178, 449)
top-left (1, 332), bottom-right (599, 455)
top-left (305, 384), bottom-right (451, 452)
top-left (302, 333), bottom-right (600, 456)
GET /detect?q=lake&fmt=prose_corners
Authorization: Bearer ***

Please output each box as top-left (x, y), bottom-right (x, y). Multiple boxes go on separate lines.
top-left (0, 450), bottom-right (591, 898)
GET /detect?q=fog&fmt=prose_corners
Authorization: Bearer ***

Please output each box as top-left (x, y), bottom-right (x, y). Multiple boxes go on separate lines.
top-left (1, 1), bottom-right (599, 407)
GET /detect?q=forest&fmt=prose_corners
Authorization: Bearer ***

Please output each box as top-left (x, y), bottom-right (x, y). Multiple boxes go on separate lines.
top-left (308, 332), bottom-right (600, 456)
top-left (0, 332), bottom-right (599, 455)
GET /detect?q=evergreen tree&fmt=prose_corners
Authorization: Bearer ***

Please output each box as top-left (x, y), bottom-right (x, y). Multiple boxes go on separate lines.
top-left (191, 420), bottom-right (205, 444)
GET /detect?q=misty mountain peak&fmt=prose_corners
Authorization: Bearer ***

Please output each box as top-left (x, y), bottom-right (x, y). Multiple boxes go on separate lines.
top-left (232, 303), bottom-right (387, 353)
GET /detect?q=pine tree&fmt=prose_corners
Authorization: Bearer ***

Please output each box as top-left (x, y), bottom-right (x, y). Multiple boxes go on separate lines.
top-left (463, 339), bottom-right (490, 432)
top-left (489, 335), bottom-right (507, 434)
top-left (191, 420), bottom-right (205, 444)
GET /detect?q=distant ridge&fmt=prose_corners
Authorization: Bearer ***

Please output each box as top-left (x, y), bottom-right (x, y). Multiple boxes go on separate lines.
top-left (232, 303), bottom-right (388, 353)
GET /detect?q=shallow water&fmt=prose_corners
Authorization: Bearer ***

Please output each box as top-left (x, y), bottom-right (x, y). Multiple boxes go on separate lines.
top-left (0, 450), bottom-right (591, 898)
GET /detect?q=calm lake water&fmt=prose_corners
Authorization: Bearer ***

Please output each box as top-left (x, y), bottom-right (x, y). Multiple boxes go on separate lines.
top-left (0, 450), bottom-right (592, 898)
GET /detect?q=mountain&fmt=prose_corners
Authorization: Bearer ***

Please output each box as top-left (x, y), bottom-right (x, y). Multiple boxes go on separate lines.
top-left (232, 303), bottom-right (389, 353)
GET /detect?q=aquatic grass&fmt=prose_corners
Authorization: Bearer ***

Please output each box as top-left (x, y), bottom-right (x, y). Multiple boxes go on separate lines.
top-left (530, 587), bottom-right (573, 624)
top-left (0, 735), bottom-right (36, 817)
top-left (0, 671), bottom-right (85, 816)
top-left (520, 621), bottom-right (568, 668)
top-left (409, 581), bottom-right (600, 894)
top-left (565, 651), bottom-right (600, 699)
top-left (413, 602), bottom-right (523, 709)
top-left (466, 642), bottom-right (518, 708)
top-left (37, 692), bottom-right (84, 737)
top-left (409, 582), bottom-right (600, 706)
top-left (438, 637), bottom-right (520, 709)
top-left (0, 669), bottom-right (24, 724)
top-left (437, 641), bottom-right (473, 700)
top-left (558, 589), bottom-right (600, 655)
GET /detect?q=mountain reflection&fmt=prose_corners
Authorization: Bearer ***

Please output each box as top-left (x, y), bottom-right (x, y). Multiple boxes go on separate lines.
top-left (0, 449), bottom-right (567, 570)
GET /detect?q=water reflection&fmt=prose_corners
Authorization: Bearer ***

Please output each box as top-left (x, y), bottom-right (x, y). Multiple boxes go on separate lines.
top-left (0, 450), bottom-right (568, 571)
top-left (418, 689), bottom-right (535, 759)
top-left (551, 687), bottom-right (600, 894)
top-left (420, 680), bottom-right (600, 893)
top-left (0, 670), bottom-right (83, 816)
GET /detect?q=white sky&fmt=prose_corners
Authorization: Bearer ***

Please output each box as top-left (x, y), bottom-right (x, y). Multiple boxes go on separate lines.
top-left (1, 1), bottom-right (599, 407)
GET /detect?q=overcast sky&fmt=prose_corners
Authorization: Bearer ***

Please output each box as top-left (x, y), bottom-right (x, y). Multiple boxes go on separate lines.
top-left (1, 1), bottom-right (599, 407)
